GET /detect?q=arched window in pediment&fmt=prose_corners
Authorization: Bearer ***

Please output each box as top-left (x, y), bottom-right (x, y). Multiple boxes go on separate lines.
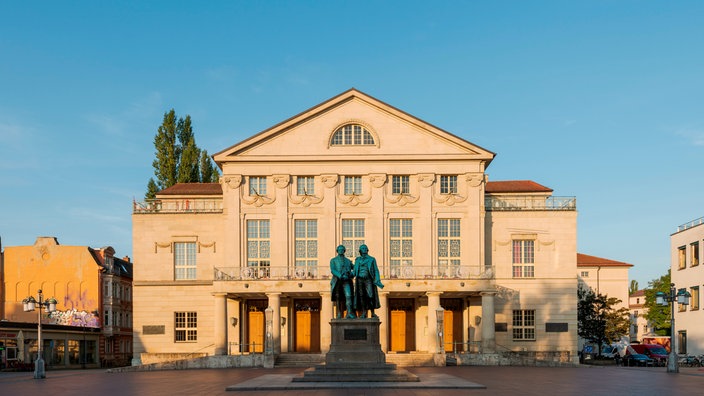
top-left (330, 124), bottom-right (375, 146)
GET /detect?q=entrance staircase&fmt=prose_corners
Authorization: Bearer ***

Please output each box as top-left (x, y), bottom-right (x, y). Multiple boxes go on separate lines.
top-left (274, 353), bottom-right (325, 368)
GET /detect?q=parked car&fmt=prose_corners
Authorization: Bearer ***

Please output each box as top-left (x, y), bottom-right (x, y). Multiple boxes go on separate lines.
top-left (623, 353), bottom-right (654, 367)
top-left (601, 345), bottom-right (618, 359)
top-left (629, 344), bottom-right (669, 366)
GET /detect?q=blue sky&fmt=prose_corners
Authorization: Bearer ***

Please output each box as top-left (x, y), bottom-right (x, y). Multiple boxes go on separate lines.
top-left (1, 1), bottom-right (702, 289)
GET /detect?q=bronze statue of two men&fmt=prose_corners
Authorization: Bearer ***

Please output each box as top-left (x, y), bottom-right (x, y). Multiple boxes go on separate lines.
top-left (330, 244), bottom-right (384, 319)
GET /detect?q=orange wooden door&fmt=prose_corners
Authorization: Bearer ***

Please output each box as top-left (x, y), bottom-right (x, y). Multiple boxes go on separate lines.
top-left (444, 310), bottom-right (454, 352)
top-left (390, 310), bottom-right (407, 352)
top-left (443, 310), bottom-right (463, 352)
top-left (248, 311), bottom-right (264, 353)
top-left (296, 311), bottom-right (311, 352)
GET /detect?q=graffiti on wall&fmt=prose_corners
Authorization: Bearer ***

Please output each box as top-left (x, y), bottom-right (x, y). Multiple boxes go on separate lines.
top-left (49, 308), bottom-right (100, 328)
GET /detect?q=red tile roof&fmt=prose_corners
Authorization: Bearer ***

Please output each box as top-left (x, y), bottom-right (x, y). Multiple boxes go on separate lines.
top-left (485, 180), bottom-right (553, 193)
top-left (577, 253), bottom-right (633, 267)
top-left (158, 183), bottom-right (223, 195)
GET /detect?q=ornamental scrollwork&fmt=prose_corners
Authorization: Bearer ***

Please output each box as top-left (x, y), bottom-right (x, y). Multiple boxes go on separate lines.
top-left (320, 174), bottom-right (339, 188)
top-left (417, 174), bottom-right (435, 188)
top-left (369, 174), bottom-right (387, 188)
top-left (272, 174), bottom-right (290, 189)
top-left (221, 175), bottom-right (243, 190)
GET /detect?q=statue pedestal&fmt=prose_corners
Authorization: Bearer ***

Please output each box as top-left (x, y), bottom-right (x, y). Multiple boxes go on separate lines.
top-left (293, 318), bottom-right (419, 382)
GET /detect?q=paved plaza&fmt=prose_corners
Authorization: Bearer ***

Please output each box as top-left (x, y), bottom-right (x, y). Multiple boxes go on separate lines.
top-left (1, 365), bottom-right (703, 396)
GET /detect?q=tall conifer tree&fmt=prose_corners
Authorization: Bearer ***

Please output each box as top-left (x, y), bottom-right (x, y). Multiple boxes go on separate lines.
top-left (145, 109), bottom-right (219, 199)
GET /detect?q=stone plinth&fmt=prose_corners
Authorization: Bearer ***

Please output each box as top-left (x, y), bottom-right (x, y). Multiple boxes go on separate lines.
top-left (293, 318), bottom-right (419, 383)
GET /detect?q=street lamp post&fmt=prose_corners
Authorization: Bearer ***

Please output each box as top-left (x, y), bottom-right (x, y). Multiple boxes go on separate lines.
top-left (656, 283), bottom-right (691, 373)
top-left (22, 290), bottom-right (57, 379)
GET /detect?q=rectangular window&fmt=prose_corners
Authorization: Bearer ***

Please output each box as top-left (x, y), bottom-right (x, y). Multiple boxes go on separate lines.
top-left (513, 310), bottom-right (536, 340)
top-left (174, 242), bottom-right (197, 280)
top-left (438, 218), bottom-right (461, 277)
top-left (247, 220), bottom-right (271, 278)
top-left (344, 176), bottom-right (362, 195)
top-left (174, 312), bottom-right (197, 342)
top-left (296, 176), bottom-right (315, 195)
top-left (690, 286), bottom-right (699, 310)
top-left (440, 175), bottom-right (457, 194)
top-left (580, 271), bottom-right (589, 278)
top-left (691, 242), bottom-right (699, 267)
top-left (294, 219), bottom-right (318, 278)
top-left (390, 219), bottom-right (413, 277)
top-left (512, 240), bottom-right (535, 278)
top-left (678, 246), bottom-right (686, 269)
top-left (342, 219), bottom-right (365, 259)
top-left (249, 176), bottom-right (267, 195)
top-left (392, 175), bottom-right (410, 195)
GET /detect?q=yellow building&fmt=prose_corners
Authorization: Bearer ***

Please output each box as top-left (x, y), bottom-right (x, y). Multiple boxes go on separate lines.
top-left (132, 89), bottom-right (578, 366)
top-left (1, 237), bottom-right (133, 368)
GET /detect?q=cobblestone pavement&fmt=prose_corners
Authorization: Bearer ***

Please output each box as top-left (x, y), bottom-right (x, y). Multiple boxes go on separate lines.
top-left (1, 365), bottom-right (703, 396)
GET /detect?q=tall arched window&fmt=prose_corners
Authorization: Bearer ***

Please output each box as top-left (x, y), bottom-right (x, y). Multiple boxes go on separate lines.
top-left (331, 124), bottom-right (375, 146)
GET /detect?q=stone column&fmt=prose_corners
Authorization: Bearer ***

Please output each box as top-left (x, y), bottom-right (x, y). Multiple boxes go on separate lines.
top-left (213, 293), bottom-right (227, 355)
top-left (480, 291), bottom-right (496, 353)
top-left (378, 291), bottom-right (389, 352)
top-left (267, 292), bottom-right (281, 355)
top-left (320, 291), bottom-right (332, 353)
top-left (427, 292), bottom-right (442, 353)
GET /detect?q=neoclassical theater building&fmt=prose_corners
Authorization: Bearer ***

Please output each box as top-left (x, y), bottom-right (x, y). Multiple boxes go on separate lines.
top-left (132, 89), bottom-right (578, 365)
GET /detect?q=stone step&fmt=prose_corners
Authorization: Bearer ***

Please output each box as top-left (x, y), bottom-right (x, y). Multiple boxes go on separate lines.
top-left (274, 353), bottom-right (325, 368)
top-left (385, 352), bottom-right (436, 367)
top-left (293, 365), bottom-right (420, 382)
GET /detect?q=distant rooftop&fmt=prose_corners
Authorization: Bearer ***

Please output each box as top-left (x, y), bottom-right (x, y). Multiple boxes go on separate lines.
top-left (577, 253), bottom-right (633, 268)
top-left (485, 180), bottom-right (552, 193)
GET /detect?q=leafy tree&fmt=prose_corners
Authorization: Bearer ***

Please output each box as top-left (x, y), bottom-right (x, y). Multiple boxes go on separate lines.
top-left (629, 280), bottom-right (639, 295)
top-left (644, 270), bottom-right (671, 336)
top-left (145, 109), bottom-right (220, 199)
top-left (578, 286), bottom-right (631, 356)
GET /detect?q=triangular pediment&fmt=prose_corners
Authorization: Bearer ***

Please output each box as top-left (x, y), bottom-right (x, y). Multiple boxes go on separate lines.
top-left (213, 88), bottom-right (495, 166)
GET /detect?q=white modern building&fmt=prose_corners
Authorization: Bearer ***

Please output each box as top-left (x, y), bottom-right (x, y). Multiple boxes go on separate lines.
top-left (671, 216), bottom-right (704, 355)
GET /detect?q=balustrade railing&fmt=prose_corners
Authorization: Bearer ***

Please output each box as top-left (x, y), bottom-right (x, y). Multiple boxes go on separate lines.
top-left (485, 196), bottom-right (576, 211)
top-left (678, 216), bottom-right (704, 232)
top-left (133, 199), bottom-right (222, 214)
top-left (214, 264), bottom-right (492, 281)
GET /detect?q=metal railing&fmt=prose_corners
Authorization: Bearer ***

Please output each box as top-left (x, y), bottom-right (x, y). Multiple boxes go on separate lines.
top-left (677, 216), bottom-right (704, 232)
top-left (133, 199), bottom-right (223, 214)
top-left (485, 196), bottom-right (576, 211)
top-left (214, 264), bottom-right (492, 281)
top-left (446, 341), bottom-right (482, 354)
top-left (228, 342), bottom-right (264, 355)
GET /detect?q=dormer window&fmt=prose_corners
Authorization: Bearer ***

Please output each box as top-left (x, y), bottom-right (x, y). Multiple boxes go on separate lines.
top-left (331, 124), bottom-right (375, 146)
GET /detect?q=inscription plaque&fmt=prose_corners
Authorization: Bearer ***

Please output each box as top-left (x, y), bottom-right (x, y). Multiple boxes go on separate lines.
top-left (143, 325), bottom-right (166, 335)
top-left (344, 328), bottom-right (367, 341)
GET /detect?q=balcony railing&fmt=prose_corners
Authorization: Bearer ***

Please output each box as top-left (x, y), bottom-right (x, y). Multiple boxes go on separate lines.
top-left (133, 199), bottom-right (223, 214)
top-left (214, 264), bottom-right (492, 281)
top-left (677, 216), bottom-right (704, 232)
top-left (485, 196), bottom-right (576, 211)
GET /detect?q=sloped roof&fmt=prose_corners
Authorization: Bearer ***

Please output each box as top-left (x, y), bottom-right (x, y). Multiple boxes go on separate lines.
top-left (577, 253), bottom-right (634, 267)
top-left (485, 180), bottom-right (553, 193)
top-left (157, 183), bottom-right (223, 196)
top-left (213, 88), bottom-right (496, 164)
top-left (630, 289), bottom-right (646, 297)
